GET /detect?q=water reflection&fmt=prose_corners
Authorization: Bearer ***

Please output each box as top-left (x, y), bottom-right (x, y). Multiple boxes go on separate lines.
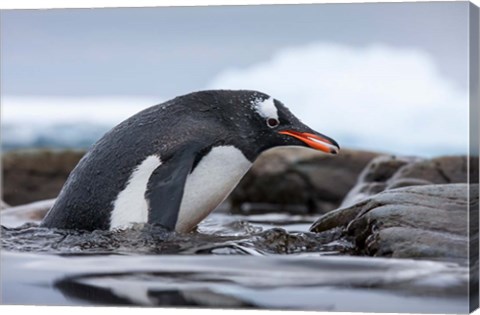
top-left (56, 274), bottom-right (257, 308)
top-left (0, 212), bottom-right (470, 312)
top-left (1, 251), bottom-right (467, 312)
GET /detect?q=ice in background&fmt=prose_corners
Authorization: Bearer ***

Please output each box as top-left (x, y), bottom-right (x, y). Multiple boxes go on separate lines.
top-left (3, 42), bottom-right (468, 156)
top-left (207, 43), bottom-right (469, 156)
top-left (2, 97), bottom-right (158, 150)
top-left (1, 3), bottom-right (470, 157)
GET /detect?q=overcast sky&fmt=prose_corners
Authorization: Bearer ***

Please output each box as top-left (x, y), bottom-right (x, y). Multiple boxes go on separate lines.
top-left (1, 2), bottom-right (468, 98)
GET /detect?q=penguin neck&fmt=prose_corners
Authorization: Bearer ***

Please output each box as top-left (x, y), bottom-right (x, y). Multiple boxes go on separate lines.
top-left (190, 143), bottom-right (256, 176)
top-left (192, 137), bottom-right (260, 167)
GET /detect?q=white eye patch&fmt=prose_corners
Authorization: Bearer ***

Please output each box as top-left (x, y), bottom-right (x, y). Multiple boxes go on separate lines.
top-left (251, 97), bottom-right (279, 120)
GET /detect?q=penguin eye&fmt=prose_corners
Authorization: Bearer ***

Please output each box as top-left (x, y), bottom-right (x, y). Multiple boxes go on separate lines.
top-left (266, 118), bottom-right (280, 128)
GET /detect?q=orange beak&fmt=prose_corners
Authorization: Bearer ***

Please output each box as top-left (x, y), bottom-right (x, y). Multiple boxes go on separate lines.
top-left (278, 130), bottom-right (340, 155)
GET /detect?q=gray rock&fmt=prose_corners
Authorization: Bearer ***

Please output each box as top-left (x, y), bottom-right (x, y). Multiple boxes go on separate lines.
top-left (229, 147), bottom-right (379, 214)
top-left (311, 184), bottom-right (477, 262)
top-left (341, 155), bottom-right (477, 207)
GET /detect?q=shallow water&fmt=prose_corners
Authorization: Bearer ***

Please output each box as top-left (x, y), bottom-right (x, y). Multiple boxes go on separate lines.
top-left (1, 212), bottom-right (343, 255)
top-left (0, 211), bottom-right (470, 313)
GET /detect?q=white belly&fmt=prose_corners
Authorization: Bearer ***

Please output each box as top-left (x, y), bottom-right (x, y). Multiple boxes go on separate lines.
top-left (175, 145), bottom-right (252, 232)
top-left (110, 155), bottom-right (162, 230)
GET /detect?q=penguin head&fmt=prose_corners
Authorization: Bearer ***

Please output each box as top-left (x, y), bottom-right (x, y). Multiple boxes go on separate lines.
top-left (245, 92), bottom-right (339, 156)
top-left (189, 90), bottom-right (339, 159)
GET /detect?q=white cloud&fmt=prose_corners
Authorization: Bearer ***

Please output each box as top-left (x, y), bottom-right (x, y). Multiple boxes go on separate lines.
top-left (207, 43), bottom-right (468, 156)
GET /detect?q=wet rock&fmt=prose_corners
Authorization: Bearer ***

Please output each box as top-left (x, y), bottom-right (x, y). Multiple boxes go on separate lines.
top-left (2, 149), bottom-right (86, 206)
top-left (311, 154), bottom-right (478, 262)
top-left (311, 184), bottom-right (476, 262)
top-left (341, 155), bottom-right (477, 207)
top-left (230, 147), bottom-right (379, 214)
top-left (389, 156), bottom-right (472, 184)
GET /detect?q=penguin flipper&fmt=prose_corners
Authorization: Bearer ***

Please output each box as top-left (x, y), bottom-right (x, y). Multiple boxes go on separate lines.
top-left (145, 152), bottom-right (195, 231)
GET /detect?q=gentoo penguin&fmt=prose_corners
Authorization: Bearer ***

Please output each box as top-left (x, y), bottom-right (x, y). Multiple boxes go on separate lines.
top-left (41, 90), bottom-right (339, 232)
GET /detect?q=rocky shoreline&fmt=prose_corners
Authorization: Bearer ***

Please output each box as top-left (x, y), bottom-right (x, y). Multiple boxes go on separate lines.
top-left (2, 149), bottom-right (85, 206)
top-left (1, 148), bottom-right (478, 264)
